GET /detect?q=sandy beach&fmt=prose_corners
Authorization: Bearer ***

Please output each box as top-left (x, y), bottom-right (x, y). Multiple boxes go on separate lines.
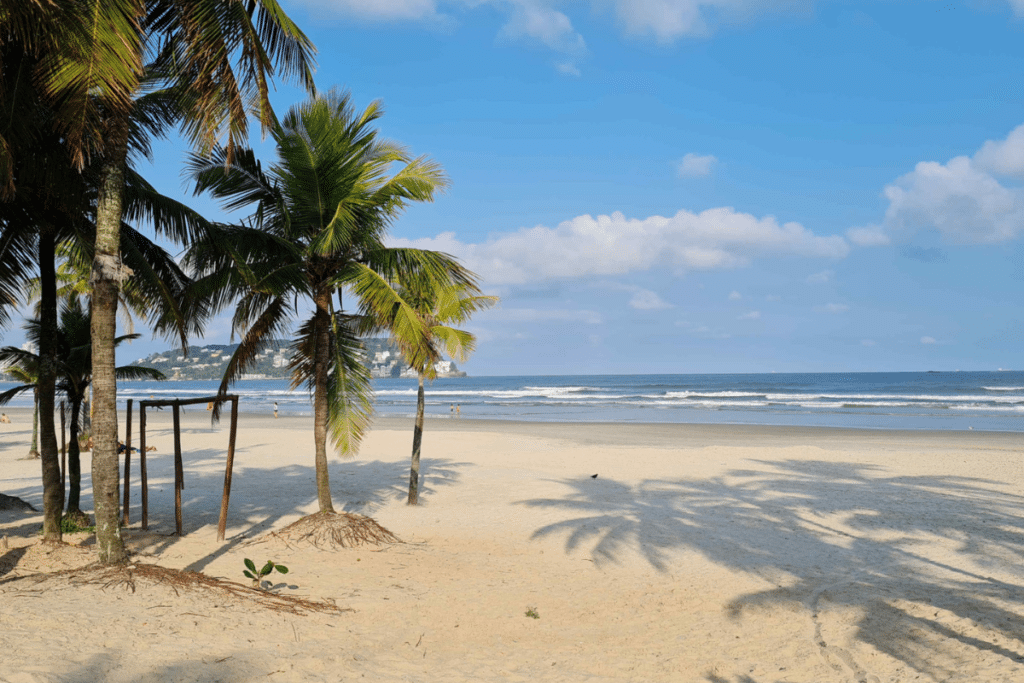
top-left (2, 407), bottom-right (1023, 682)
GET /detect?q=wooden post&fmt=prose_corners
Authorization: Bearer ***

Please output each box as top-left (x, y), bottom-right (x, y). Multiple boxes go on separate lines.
top-left (122, 399), bottom-right (133, 524)
top-left (140, 405), bottom-right (148, 530)
top-left (59, 402), bottom-right (66, 492)
top-left (173, 403), bottom-right (183, 535)
top-left (217, 397), bottom-right (240, 541)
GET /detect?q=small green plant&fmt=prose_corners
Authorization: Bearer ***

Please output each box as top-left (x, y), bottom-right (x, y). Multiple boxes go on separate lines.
top-left (525, 606), bottom-right (540, 619)
top-left (243, 558), bottom-right (289, 589)
top-left (39, 514), bottom-right (95, 535)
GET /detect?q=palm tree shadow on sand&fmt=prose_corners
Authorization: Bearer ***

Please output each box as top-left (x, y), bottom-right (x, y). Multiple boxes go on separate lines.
top-left (518, 459), bottom-right (1024, 680)
top-left (109, 446), bottom-right (469, 571)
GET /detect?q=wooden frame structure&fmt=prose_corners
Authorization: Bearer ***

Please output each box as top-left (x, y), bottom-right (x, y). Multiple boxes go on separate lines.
top-left (121, 395), bottom-right (239, 541)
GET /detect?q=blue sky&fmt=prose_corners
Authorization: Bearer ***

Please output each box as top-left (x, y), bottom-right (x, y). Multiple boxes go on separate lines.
top-left (10, 0), bottom-right (1024, 375)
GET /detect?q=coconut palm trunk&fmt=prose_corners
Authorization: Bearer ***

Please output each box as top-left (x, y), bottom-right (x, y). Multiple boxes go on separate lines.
top-left (65, 397), bottom-right (83, 516)
top-left (30, 389), bottom-right (39, 457)
top-left (36, 224), bottom-right (63, 541)
top-left (312, 289), bottom-right (335, 513)
top-left (408, 373), bottom-right (425, 505)
top-left (91, 125), bottom-right (130, 564)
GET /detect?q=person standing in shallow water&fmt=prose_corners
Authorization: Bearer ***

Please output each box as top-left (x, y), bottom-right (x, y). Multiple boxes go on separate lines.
top-left (450, 404), bottom-right (454, 417)
top-left (274, 402), bottom-right (279, 418)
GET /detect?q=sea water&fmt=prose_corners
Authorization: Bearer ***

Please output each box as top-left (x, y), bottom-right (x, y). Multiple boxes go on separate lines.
top-left (4, 371), bottom-right (1020, 432)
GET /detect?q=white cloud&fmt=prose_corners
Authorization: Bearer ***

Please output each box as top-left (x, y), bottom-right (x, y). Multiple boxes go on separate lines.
top-left (974, 123), bottom-right (1024, 176)
top-left (921, 336), bottom-right (937, 345)
top-left (677, 152), bottom-right (717, 178)
top-left (861, 339), bottom-right (876, 347)
top-left (814, 303), bottom-right (849, 314)
top-left (806, 269), bottom-right (833, 284)
top-left (391, 208), bottom-right (848, 285)
top-left (607, 0), bottom-right (813, 42)
top-left (765, 294), bottom-right (781, 302)
top-left (293, 1), bottom-right (820, 47)
top-left (629, 289), bottom-right (673, 310)
top-left (866, 124), bottom-right (1024, 245)
top-left (847, 225), bottom-right (890, 247)
top-left (883, 156), bottom-right (1022, 244)
top-left (500, 2), bottom-right (586, 55)
top-left (728, 290), bottom-right (742, 300)
top-left (738, 310), bottom-right (761, 320)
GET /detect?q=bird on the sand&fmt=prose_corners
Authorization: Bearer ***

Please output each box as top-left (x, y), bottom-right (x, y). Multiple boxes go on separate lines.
top-left (591, 474), bottom-right (598, 479)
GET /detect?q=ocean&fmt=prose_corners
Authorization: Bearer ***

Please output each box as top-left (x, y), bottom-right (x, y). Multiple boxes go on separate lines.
top-left (3, 371), bottom-right (1022, 432)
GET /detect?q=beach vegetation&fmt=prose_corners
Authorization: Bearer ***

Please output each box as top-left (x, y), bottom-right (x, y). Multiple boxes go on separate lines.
top-left (184, 89), bottom-right (476, 515)
top-left (243, 558), bottom-right (289, 589)
top-left (386, 275), bottom-right (497, 505)
top-left (0, 0), bottom-right (316, 563)
top-left (525, 607), bottom-right (540, 619)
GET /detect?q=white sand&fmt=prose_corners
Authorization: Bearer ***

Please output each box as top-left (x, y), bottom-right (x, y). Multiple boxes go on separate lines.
top-left (2, 407), bottom-right (1024, 682)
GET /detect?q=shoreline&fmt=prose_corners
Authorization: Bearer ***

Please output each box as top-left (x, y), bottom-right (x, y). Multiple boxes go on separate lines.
top-left (3, 405), bottom-right (1023, 442)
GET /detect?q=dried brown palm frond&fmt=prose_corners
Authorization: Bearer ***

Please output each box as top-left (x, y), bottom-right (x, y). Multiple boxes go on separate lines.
top-left (258, 511), bottom-right (400, 550)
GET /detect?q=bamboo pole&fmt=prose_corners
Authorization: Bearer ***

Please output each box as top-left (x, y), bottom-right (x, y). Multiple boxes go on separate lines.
top-left (216, 397), bottom-right (240, 541)
top-left (140, 406), bottom-right (148, 530)
top-left (173, 403), bottom-right (183, 535)
top-left (122, 399), bottom-right (133, 524)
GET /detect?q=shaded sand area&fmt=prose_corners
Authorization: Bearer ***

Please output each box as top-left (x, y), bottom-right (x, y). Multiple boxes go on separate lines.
top-left (2, 408), bottom-right (1024, 682)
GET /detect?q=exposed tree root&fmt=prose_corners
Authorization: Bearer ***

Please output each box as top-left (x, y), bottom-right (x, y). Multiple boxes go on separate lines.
top-left (36, 562), bottom-right (345, 615)
top-left (256, 511), bottom-right (400, 550)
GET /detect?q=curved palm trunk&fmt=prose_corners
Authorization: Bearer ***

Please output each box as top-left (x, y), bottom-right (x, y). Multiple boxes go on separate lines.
top-left (37, 224), bottom-right (63, 541)
top-left (407, 374), bottom-right (425, 505)
top-left (91, 122), bottom-right (129, 564)
top-left (66, 398), bottom-right (83, 515)
top-left (312, 289), bottom-right (335, 513)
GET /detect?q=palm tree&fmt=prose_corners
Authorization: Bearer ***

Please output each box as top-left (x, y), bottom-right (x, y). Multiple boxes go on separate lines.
top-left (2, 0), bottom-right (315, 562)
top-left (186, 90), bottom-right (477, 514)
top-left (0, 300), bottom-right (165, 521)
top-left (2, 363), bottom-right (40, 458)
top-left (388, 277), bottom-right (497, 504)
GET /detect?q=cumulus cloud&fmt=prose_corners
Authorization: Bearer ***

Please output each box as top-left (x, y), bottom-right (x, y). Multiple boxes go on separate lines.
top-left (920, 336), bottom-right (937, 345)
top-left (391, 208), bottom-right (848, 285)
top-left (866, 123), bottom-right (1024, 245)
top-left (973, 123), bottom-right (1024, 176)
top-left (738, 310), bottom-right (761, 320)
top-left (677, 152), bottom-right (717, 178)
top-left (883, 156), bottom-right (1022, 244)
top-left (806, 270), bottom-right (833, 284)
top-left (728, 290), bottom-right (742, 300)
top-left (814, 303), bottom-right (849, 314)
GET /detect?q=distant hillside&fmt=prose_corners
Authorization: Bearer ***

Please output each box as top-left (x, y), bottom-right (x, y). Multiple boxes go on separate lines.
top-left (130, 338), bottom-right (464, 380)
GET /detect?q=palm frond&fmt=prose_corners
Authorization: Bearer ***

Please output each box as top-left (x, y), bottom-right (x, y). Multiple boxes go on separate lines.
top-left (115, 365), bottom-right (166, 381)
